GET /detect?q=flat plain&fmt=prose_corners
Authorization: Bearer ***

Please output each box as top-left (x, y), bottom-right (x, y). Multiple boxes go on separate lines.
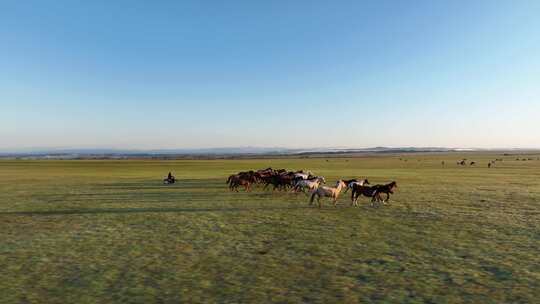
top-left (1, 153), bottom-right (539, 303)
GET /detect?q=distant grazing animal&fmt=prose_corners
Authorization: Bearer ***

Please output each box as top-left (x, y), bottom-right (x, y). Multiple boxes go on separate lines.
top-left (470, 161), bottom-right (476, 166)
top-left (310, 180), bottom-right (347, 208)
top-left (441, 161), bottom-right (445, 167)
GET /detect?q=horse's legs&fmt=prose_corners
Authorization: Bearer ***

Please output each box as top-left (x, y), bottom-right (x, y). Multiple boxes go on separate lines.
top-left (384, 193), bottom-right (390, 204)
top-left (371, 194), bottom-right (377, 207)
top-left (309, 192), bottom-right (316, 205)
top-left (353, 192), bottom-right (359, 206)
top-left (375, 193), bottom-right (383, 207)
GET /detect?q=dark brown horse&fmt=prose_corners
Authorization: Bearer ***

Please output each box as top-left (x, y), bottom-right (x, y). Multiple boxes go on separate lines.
top-left (228, 174), bottom-right (257, 192)
top-left (371, 181), bottom-right (397, 204)
top-left (350, 184), bottom-right (378, 206)
top-left (351, 181), bottom-right (397, 206)
top-left (227, 171), bottom-right (258, 192)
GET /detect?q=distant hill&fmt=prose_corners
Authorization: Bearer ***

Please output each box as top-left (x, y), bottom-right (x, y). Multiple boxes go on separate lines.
top-left (3, 146), bottom-right (537, 159)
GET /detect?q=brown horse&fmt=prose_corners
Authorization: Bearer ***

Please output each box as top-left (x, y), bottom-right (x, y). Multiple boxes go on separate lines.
top-left (309, 180), bottom-right (347, 208)
top-left (228, 174), bottom-right (256, 192)
top-left (262, 172), bottom-right (295, 191)
top-left (371, 181), bottom-right (398, 205)
top-left (227, 171), bottom-right (258, 192)
top-left (351, 181), bottom-right (397, 206)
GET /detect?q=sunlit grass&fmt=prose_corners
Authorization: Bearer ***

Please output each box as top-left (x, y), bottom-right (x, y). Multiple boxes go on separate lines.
top-left (1, 153), bottom-right (539, 303)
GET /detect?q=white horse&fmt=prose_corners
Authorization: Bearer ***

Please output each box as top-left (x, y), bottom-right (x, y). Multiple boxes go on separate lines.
top-left (294, 173), bottom-right (309, 180)
top-left (309, 180), bottom-right (347, 208)
top-left (293, 176), bottom-right (326, 193)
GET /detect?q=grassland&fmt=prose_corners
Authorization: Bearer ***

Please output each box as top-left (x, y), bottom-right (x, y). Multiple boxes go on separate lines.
top-left (1, 153), bottom-right (539, 303)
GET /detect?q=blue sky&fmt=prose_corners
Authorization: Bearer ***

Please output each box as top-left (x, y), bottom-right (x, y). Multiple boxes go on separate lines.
top-left (1, 0), bottom-right (539, 150)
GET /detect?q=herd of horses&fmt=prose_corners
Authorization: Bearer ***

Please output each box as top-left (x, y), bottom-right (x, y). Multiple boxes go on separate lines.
top-left (226, 167), bottom-right (397, 208)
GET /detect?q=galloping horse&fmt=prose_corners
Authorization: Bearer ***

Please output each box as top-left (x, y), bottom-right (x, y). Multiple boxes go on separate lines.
top-left (293, 170), bottom-right (313, 180)
top-left (350, 184), bottom-right (378, 206)
top-left (228, 174), bottom-right (257, 192)
top-left (293, 176), bottom-right (325, 193)
top-left (263, 172), bottom-right (295, 191)
top-left (309, 180), bottom-right (347, 208)
top-left (343, 178), bottom-right (369, 193)
top-left (371, 181), bottom-right (398, 205)
top-left (351, 181), bottom-right (397, 206)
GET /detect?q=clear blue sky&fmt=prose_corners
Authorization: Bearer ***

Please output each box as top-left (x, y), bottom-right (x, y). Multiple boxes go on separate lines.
top-left (1, 0), bottom-right (539, 150)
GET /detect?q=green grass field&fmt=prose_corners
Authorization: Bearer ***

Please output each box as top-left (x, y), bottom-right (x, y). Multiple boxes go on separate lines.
top-left (1, 153), bottom-right (539, 303)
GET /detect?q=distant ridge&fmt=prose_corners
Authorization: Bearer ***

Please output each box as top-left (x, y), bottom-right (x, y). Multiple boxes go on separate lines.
top-left (1, 147), bottom-right (538, 159)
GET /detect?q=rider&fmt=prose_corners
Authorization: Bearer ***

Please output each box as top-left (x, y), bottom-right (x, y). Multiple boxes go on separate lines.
top-left (167, 172), bottom-right (175, 183)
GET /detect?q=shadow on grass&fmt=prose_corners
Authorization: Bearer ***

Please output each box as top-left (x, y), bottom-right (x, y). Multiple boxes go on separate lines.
top-left (99, 178), bottom-right (224, 190)
top-left (0, 205), bottom-right (312, 216)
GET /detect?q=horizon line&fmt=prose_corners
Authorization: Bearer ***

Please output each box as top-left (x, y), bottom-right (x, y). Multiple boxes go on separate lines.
top-left (2, 146), bottom-right (540, 155)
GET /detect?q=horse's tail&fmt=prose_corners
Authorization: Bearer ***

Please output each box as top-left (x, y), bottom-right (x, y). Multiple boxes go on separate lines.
top-left (226, 175), bottom-right (233, 184)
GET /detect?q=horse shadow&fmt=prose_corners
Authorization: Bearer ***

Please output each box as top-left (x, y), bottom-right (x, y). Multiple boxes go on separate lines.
top-left (0, 205), bottom-right (312, 216)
